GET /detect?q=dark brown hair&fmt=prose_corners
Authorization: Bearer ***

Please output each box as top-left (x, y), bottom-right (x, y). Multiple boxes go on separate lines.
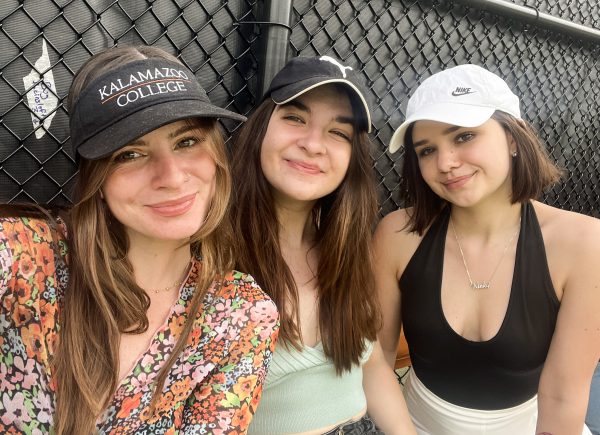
top-left (51, 45), bottom-right (234, 434)
top-left (231, 87), bottom-right (381, 374)
top-left (400, 111), bottom-right (563, 234)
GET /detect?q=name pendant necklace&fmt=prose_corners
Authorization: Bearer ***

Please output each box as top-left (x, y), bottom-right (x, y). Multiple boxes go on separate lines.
top-left (450, 217), bottom-right (521, 290)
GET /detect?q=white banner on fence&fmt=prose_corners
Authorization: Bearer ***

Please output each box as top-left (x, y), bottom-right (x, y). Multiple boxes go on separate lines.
top-left (22, 39), bottom-right (58, 140)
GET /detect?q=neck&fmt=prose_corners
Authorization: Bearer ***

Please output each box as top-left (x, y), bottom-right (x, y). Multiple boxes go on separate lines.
top-left (450, 201), bottom-right (522, 241)
top-left (275, 199), bottom-right (320, 299)
top-left (126, 236), bottom-right (192, 294)
top-left (275, 200), bottom-right (317, 250)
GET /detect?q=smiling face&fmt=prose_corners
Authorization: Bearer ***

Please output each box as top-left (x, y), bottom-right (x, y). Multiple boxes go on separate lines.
top-left (102, 119), bottom-right (217, 246)
top-left (260, 84), bottom-right (354, 208)
top-left (411, 118), bottom-right (516, 209)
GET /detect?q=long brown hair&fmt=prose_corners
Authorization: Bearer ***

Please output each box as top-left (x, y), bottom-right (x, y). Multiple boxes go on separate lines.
top-left (53, 46), bottom-right (234, 434)
top-left (231, 89), bottom-right (380, 374)
top-left (401, 111), bottom-right (563, 234)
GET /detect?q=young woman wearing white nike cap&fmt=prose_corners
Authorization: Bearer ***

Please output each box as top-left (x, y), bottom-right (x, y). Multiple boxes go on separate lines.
top-left (375, 64), bottom-right (599, 434)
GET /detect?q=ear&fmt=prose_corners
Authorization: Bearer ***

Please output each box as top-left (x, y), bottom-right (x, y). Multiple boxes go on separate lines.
top-left (99, 189), bottom-right (105, 200)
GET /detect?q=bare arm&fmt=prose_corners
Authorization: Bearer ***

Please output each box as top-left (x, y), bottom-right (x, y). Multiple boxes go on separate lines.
top-left (373, 210), bottom-right (413, 368)
top-left (536, 215), bottom-right (600, 434)
top-left (364, 210), bottom-right (418, 433)
top-left (363, 341), bottom-right (416, 435)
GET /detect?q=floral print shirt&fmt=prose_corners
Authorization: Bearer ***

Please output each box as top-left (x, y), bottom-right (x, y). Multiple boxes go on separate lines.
top-left (0, 217), bottom-right (279, 434)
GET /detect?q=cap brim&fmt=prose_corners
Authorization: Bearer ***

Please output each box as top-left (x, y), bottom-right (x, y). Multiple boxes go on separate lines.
top-left (77, 99), bottom-right (246, 160)
top-left (271, 77), bottom-right (372, 134)
top-left (388, 103), bottom-right (495, 153)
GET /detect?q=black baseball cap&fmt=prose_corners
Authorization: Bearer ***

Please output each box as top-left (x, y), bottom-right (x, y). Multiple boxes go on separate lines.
top-left (70, 58), bottom-right (246, 160)
top-left (265, 56), bottom-right (372, 133)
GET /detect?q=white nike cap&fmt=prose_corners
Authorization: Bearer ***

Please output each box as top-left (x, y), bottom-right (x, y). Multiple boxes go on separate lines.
top-left (389, 64), bottom-right (521, 153)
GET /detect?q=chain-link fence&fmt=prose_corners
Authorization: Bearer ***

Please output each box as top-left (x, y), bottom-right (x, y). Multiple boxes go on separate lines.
top-left (2, 0), bottom-right (599, 218)
top-left (0, 0), bottom-right (259, 204)
top-left (289, 0), bottom-right (600, 216)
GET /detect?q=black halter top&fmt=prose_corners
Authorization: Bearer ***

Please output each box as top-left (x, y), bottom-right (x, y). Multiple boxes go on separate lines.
top-left (400, 202), bottom-right (560, 409)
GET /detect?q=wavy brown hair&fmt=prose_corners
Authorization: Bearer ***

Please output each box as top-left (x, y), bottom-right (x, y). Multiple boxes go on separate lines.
top-left (52, 45), bottom-right (234, 434)
top-left (400, 111), bottom-right (563, 235)
top-left (231, 91), bottom-right (380, 374)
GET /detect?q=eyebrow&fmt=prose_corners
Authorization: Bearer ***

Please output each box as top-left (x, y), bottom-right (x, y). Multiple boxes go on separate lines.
top-left (413, 125), bottom-right (461, 148)
top-left (126, 124), bottom-right (201, 147)
top-left (169, 124), bottom-right (200, 139)
top-left (279, 100), bottom-right (355, 126)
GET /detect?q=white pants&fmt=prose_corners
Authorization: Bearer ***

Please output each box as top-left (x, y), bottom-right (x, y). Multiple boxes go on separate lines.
top-left (404, 370), bottom-right (592, 435)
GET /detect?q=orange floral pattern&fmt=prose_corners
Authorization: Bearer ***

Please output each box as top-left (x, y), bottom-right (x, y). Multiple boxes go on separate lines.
top-left (0, 217), bottom-right (279, 434)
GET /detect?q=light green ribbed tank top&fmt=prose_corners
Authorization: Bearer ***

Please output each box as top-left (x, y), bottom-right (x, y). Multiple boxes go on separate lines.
top-left (248, 341), bottom-right (374, 434)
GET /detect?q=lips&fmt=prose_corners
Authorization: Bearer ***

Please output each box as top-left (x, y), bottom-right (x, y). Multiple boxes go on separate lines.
top-left (442, 173), bottom-right (474, 190)
top-left (286, 159), bottom-right (322, 175)
top-left (147, 193), bottom-right (196, 217)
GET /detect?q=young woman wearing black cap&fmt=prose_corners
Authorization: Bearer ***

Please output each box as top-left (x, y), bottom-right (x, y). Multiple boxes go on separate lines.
top-left (0, 45), bottom-right (279, 434)
top-left (375, 64), bottom-right (599, 434)
top-left (231, 56), bottom-right (416, 435)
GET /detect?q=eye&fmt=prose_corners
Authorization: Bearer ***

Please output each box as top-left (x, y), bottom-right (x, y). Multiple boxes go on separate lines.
top-left (331, 129), bottom-right (352, 142)
top-left (175, 136), bottom-right (204, 149)
top-left (112, 149), bottom-right (144, 162)
top-left (415, 146), bottom-right (435, 158)
top-left (282, 114), bottom-right (305, 124)
top-left (456, 132), bottom-right (475, 143)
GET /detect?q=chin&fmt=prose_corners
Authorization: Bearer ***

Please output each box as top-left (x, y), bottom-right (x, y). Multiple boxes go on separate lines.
top-left (148, 222), bottom-right (204, 242)
top-left (453, 198), bottom-right (483, 209)
top-left (437, 193), bottom-right (477, 208)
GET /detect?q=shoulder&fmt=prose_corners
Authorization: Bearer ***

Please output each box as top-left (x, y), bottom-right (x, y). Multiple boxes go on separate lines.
top-left (216, 270), bottom-right (279, 321)
top-left (533, 201), bottom-right (600, 292)
top-left (374, 208), bottom-right (426, 242)
top-left (1, 216), bottom-right (68, 272)
top-left (533, 201), bottom-right (600, 252)
top-left (1, 216), bottom-right (68, 247)
top-left (220, 270), bottom-right (275, 303)
top-left (0, 217), bottom-right (66, 351)
top-left (1, 215), bottom-right (69, 292)
top-left (373, 208), bottom-right (424, 276)
top-left (375, 208), bottom-right (412, 233)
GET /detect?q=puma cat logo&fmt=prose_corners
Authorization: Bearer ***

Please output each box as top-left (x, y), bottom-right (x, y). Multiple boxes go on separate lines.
top-left (319, 56), bottom-right (353, 78)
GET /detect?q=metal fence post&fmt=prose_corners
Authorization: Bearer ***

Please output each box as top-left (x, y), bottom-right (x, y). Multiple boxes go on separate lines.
top-left (454, 0), bottom-right (600, 43)
top-left (254, 0), bottom-right (293, 98)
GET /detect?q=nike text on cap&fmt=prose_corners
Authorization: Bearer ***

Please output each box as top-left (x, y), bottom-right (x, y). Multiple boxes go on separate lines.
top-left (71, 58), bottom-right (247, 160)
top-left (388, 64), bottom-right (521, 153)
top-left (264, 55), bottom-right (372, 134)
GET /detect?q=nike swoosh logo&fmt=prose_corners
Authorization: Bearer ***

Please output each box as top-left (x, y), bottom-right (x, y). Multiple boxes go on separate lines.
top-left (452, 90), bottom-right (476, 96)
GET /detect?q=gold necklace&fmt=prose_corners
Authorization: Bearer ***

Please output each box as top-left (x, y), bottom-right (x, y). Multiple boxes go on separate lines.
top-left (147, 258), bottom-right (192, 294)
top-left (450, 217), bottom-right (521, 290)
top-left (151, 278), bottom-right (185, 294)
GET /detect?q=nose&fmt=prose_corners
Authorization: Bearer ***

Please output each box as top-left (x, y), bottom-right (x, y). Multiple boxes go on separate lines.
top-left (437, 147), bottom-right (460, 173)
top-left (150, 151), bottom-right (188, 189)
top-left (298, 126), bottom-right (326, 155)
